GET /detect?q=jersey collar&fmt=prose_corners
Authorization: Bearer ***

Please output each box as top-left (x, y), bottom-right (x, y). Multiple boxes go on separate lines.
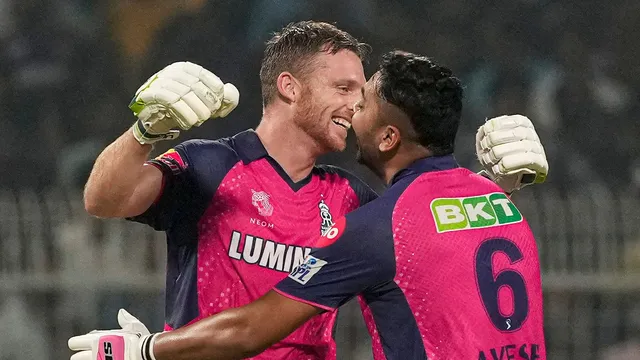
top-left (390, 155), bottom-right (459, 185)
top-left (232, 129), bottom-right (269, 164)
top-left (230, 129), bottom-right (314, 191)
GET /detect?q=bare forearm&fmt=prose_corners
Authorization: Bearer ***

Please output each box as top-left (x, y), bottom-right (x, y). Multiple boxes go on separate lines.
top-left (151, 292), bottom-right (320, 360)
top-left (84, 130), bottom-right (157, 217)
top-left (153, 310), bottom-right (262, 360)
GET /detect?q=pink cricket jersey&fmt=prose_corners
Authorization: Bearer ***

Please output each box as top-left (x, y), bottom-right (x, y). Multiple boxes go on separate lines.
top-left (130, 130), bottom-right (378, 359)
top-left (276, 155), bottom-right (546, 359)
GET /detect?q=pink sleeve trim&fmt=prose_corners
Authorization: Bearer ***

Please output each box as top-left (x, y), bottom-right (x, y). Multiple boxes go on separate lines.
top-left (273, 288), bottom-right (336, 312)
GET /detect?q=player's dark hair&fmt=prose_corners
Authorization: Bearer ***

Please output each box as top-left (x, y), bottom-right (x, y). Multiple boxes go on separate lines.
top-left (260, 20), bottom-right (370, 106)
top-left (376, 51), bottom-right (463, 156)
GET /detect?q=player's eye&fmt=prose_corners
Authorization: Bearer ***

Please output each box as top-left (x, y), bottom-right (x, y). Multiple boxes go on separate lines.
top-left (338, 85), bottom-right (350, 93)
top-left (354, 100), bottom-right (363, 111)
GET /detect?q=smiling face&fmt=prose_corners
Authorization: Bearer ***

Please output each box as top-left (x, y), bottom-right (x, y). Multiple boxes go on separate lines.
top-left (294, 49), bottom-right (366, 152)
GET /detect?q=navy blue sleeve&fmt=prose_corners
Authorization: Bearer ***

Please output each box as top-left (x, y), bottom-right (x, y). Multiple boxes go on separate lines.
top-left (316, 165), bottom-right (379, 206)
top-left (127, 139), bottom-right (239, 231)
top-left (275, 198), bottom-right (396, 310)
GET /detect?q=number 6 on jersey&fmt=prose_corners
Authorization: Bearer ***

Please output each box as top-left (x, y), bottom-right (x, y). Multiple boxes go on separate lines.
top-left (475, 238), bottom-right (529, 332)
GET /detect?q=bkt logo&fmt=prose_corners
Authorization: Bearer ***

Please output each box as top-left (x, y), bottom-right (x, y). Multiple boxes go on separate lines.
top-left (431, 192), bottom-right (523, 233)
top-left (288, 256), bottom-right (327, 285)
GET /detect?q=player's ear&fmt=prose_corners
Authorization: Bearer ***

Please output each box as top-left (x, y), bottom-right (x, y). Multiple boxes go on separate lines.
top-left (276, 72), bottom-right (300, 103)
top-left (378, 125), bottom-right (401, 153)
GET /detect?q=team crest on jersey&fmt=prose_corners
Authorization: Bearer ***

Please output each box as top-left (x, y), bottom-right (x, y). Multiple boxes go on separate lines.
top-left (251, 189), bottom-right (273, 217)
top-left (318, 199), bottom-right (334, 236)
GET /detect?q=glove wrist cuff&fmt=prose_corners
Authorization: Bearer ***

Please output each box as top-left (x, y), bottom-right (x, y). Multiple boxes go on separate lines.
top-left (477, 170), bottom-right (494, 181)
top-left (477, 170), bottom-right (516, 195)
top-left (131, 120), bottom-right (179, 145)
top-left (140, 333), bottom-right (159, 360)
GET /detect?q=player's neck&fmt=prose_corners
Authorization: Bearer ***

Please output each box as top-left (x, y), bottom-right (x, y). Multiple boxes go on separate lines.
top-left (255, 120), bottom-right (319, 183)
top-left (382, 147), bottom-right (432, 185)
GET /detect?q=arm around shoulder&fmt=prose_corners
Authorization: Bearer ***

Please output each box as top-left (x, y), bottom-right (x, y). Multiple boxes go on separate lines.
top-left (152, 291), bottom-right (320, 360)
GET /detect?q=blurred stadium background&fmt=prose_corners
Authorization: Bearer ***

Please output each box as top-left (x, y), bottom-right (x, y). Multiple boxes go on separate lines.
top-left (0, 0), bottom-right (639, 359)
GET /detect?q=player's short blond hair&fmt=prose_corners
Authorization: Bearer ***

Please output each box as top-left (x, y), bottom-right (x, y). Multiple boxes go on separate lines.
top-left (259, 20), bottom-right (370, 107)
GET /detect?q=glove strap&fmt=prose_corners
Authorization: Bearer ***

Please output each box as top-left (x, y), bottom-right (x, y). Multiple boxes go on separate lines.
top-left (140, 333), bottom-right (159, 360)
top-left (131, 120), bottom-right (179, 145)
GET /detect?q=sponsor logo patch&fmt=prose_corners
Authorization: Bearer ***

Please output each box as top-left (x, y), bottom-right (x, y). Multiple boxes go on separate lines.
top-left (431, 192), bottom-right (522, 233)
top-left (288, 255), bottom-right (327, 285)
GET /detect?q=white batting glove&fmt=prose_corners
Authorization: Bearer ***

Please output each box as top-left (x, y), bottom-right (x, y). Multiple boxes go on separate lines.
top-left (68, 309), bottom-right (158, 360)
top-left (129, 61), bottom-right (240, 144)
top-left (476, 115), bottom-right (548, 193)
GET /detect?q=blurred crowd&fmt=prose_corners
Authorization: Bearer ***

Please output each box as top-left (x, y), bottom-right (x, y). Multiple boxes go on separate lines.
top-left (0, 0), bottom-right (638, 192)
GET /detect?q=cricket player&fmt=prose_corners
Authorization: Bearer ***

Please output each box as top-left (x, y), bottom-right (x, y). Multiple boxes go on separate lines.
top-left (75, 21), bottom-right (547, 360)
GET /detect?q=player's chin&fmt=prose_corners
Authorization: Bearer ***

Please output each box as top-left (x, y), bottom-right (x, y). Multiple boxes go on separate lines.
top-left (325, 131), bottom-right (348, 152)
top-left (326, 137), bottom-right (347, 152)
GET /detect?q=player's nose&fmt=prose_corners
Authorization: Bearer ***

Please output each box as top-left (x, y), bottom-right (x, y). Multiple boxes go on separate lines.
top-left (345, 99), bottom-right (358, 117)
top-left (344, 105), bottom-right (355, 118)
